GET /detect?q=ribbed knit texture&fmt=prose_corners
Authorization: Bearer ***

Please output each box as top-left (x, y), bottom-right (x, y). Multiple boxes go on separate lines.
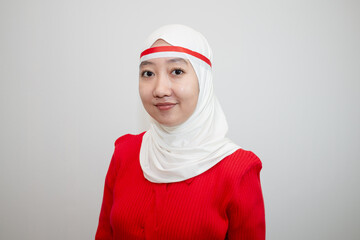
top-left (95, 133), bottom-right (265, 240)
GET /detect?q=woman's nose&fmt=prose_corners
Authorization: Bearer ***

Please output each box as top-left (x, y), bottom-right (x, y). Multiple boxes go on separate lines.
top-left (153, 73), bottom-right (171, 98)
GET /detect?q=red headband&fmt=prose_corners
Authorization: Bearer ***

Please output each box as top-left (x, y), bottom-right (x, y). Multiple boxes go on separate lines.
top-left (140, 46), bottom-right (212, 67)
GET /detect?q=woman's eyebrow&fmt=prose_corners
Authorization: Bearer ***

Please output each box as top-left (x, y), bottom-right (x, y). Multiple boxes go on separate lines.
top-left (167, 58), bottom-right (188, 65)
top-left (140, 61), bottom-right (154, 67)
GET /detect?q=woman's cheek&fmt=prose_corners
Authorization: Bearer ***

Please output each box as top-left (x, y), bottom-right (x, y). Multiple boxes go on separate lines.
top-left (176, 84), bottom-right (192, 98)
top-left (139, 83), bottom-right (150, 98)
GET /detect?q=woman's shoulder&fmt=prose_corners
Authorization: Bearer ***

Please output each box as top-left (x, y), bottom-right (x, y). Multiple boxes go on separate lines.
top-left (111, 132), bottom-right (146, 163)
top-left (227, 148), bottom-right (262, 166)
top-left (114, 132), bottom-right (146, 147)
top-left (108, 132), bottom-right (146, 175)
top-left (218, 148), bottom-right (262, 180)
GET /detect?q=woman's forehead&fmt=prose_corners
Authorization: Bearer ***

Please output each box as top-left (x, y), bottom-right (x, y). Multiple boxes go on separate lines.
top-left (151, 39), bottom-right (171, 47)
top-left (140, 57), bottom-right (190, 68)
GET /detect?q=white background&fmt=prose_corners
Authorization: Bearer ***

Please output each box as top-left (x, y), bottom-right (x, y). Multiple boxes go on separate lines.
top-left (1, 0), bottom-right (359, 239)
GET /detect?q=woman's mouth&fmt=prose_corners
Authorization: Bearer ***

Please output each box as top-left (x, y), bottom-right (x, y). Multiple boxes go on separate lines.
top-left (155, 102), bottom-right (177, 110)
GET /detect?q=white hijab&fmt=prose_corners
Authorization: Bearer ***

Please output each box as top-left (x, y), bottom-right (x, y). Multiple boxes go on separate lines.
top-left (139, 24), bottom-right (239, 183)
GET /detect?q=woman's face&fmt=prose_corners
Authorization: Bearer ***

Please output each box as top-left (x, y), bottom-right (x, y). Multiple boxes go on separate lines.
top-left (139, 40), bottom-right (199, 127)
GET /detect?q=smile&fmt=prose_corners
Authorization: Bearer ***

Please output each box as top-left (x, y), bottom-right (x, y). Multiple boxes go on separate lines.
top-left (155, 102), bottom-right (177, 111)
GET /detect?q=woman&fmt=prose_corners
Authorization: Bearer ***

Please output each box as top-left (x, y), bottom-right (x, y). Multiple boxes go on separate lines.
top-left (96, 24), bottom-right (265, 239)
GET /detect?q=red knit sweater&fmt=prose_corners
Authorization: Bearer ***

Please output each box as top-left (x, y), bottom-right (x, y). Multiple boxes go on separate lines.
top-left (95, 132), bottom-right (265, 239)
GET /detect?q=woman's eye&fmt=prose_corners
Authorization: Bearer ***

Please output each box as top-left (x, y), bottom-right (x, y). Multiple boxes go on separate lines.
top-left (142, 71), bottom-right (154, 77)
top-left (171, 69), bottom-right (184, 76)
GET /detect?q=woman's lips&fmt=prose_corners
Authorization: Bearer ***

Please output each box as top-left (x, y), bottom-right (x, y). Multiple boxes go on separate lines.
top-left (155, 102), bottom-right (177, 110)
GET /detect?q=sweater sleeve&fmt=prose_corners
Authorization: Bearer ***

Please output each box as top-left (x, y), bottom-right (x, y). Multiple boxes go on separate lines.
top-left (226, 161), bottom-right (266, 240)
top-left (95, 142), bottom-right (121, 239)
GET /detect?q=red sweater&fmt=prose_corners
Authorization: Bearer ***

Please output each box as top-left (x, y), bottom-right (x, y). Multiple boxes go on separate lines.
top-left (96, 132), bottom-right (265, 239)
